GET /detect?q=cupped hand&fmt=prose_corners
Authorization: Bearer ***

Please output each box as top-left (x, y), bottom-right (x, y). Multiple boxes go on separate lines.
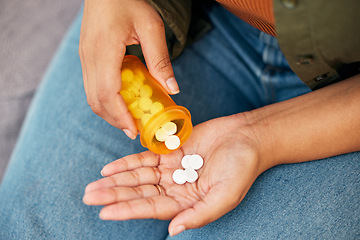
top-left (83, 113), bottom-right (273, 236)
top-left (79, 0), bottom-right (179, 139)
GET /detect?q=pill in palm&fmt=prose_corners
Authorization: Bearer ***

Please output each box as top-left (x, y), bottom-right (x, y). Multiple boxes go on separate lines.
top-left (165, 135), bottom-right (180, 150)
top-left (188, 154), bottom-right (204, 170)
top-left (172, 169), bottom-right (186, 184)
top-left (184, 168), bottom-right (198, 183)
top-left (162, 122), bottom-right (177, 135)
top-left (173, 154), bottom-right (204, 185)
top-left (181, 155), bottom-right (191, 169)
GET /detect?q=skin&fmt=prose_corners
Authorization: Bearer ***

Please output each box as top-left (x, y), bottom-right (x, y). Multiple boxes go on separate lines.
top-left (80, 0), bottom-right (360, 237)
top-left (83, 74), bottom-right (360, 236)
top-left (79, 0), bottom-right (179, 139)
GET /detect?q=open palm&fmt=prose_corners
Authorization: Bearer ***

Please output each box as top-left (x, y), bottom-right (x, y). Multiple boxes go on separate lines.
top-left (83, 114), bottom-right (266, 235)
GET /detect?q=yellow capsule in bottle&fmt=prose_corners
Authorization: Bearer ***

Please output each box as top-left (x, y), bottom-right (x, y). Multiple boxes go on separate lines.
top-left (119, 55), bottom-right (193, 154)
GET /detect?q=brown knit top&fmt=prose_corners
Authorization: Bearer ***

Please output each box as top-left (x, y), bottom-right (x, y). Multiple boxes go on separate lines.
top-left (216, 0), bottom-right (275, 36)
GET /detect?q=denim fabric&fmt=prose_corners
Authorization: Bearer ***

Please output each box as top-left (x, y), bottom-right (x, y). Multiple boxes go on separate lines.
top-left (0, 4), bottom-right (359, 240)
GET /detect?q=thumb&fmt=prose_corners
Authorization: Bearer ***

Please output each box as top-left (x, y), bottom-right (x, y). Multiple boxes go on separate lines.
top-left (168, 185), bottom-right (241, 236)
top-left (138, 20), bottom-right (180, 95)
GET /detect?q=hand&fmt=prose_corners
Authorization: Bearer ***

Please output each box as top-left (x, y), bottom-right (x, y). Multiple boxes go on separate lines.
top-left (83, 113), bottom-right (274, 236)
top-left (79, 0), bottom-right (179, 139)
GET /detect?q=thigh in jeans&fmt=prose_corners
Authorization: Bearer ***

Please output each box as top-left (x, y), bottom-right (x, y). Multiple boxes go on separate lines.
top-left (169, 5), bottom-right (359, 240)
top-left (0, 5), bottom-right (260, 240)
top-left (0, 8), bottom-right (170, 240)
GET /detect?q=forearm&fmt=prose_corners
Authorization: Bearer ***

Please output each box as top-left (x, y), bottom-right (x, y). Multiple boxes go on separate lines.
top-left (247, 74), bottom-right (360, 169)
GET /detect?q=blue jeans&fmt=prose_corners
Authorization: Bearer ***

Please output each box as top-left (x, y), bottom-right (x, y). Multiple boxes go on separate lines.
top-left (0, 4), bottom-right (359, 240)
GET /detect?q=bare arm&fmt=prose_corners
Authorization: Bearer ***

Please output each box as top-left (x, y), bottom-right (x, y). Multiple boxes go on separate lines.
top-left (250, 74), bottom-right (360, 171)
top-left (83, 74), bottom-right (360, 235)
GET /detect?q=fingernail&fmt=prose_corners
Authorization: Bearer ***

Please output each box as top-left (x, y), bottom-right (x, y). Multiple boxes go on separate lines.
top-left (166, 77), bottom-right (180, 94)
top-left (169, 225), bottom-right (185, 236)
top-left (100, 166), bottom-right (109, 177)
top-left (123, 129), bottom-right (136, 140)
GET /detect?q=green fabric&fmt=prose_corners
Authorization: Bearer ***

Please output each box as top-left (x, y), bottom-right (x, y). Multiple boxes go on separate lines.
top-left (126, 0), bottom-right (193, 61)
top-left (128, 0), bottom-right (360, 90)
top-left (274, 0), bottom-right (360, 90)
top-left (148, 0), bottom-right (192, 58)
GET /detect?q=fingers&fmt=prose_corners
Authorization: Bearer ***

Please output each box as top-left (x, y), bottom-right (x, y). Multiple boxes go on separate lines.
top-left (101, 151), bottom-right (160, 176)
top-left (168, 185), bottom-right (242, 236)
top-left (138, 17), bottom-right (180, 95)
top-left (79, 0), bottom-right (180, 140)
top-left (80, 40), bottom-right (138, 139)
top-left (79, 1), bottom-right (139, 139)
top-left (99, 196), bottom-right (181, 221)
top-left (85, 167), bottom-right (161, 193)
top-left (89, 41), bottom-right (138, 138)
top-left (83, 184), bottom-right (163, 205)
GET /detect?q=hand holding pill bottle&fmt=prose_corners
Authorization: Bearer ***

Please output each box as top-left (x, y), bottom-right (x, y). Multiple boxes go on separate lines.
top-left (120, 55), bottom-right (193, 154)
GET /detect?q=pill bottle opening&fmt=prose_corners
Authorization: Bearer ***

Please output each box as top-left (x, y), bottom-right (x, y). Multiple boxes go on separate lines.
top-left (140, 106), bottom-right (193, 154)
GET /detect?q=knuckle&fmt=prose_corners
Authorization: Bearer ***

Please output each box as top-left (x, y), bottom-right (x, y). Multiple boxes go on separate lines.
top-left (113, 106), bottom-right (132, 124)
top-left (151, 167), bottom-right (161, 182)
top-left (111, 188), bottom-right (119, 203)
top-left (130, 170), bottom-right (141, 185)
top-left (152, 55), bottom-right (171, 72)
top-left (89, 102), bottom-right (103, 115)
top-left (120, 158), bottom-right (130, 171)
top-left (145, 197), bottom-right (158, 217)
top-left (137, 153), bottom-right (146, 167)
top-left (97, 88), bottom-right (112, 102)
top-left (133, 186), bottom-right (145, 198)
top-left (145, 18), bottom-right (164, 32)
top-left (112, 113), bottom-right (124, 124)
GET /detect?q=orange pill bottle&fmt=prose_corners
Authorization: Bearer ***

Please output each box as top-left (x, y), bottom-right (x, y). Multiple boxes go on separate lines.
top-left (120, 55), bottom-right (193, 154)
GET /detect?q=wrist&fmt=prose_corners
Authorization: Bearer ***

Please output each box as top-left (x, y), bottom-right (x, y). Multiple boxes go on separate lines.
top-left (240, 108), bottom-right (279, 172)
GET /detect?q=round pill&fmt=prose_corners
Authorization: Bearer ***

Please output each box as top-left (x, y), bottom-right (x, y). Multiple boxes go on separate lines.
top-left (131, 77), bottom-right (143, 90)
top-left (134, 69), bottom-right (145, 82)
top-left (121, 68), bottom-right (133, 82)
top-left (150, 102), bottom-right (164, 115)
top-left (188, 154), bottom-right (204, 170)
top-left (140, 85), bottom-right (153, 98)
top-left (162, 122), bottom-right (177, 135)
top-left (172, 169), bottom-right (186, 184)
top-left (184, 168), bottom-right (198, 183)
top-left (141, 113), bottom-right (152, 126)
top-left (164, 135), bottom-right (180, 150)
top-left (155, 128), bottom-right (169, 142)
top-left (181, 155), bottom-right (191, 169)
top-left (128, 99), bottom-right (139, 110)
top-left (120, 90), bottom-right (134, 104)
top-left (130, 108), bottom-right (144, 119)
top-left (129, 86), bottom-right (140, 97)
top-left (139, 97), bottom-right (153, 111)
